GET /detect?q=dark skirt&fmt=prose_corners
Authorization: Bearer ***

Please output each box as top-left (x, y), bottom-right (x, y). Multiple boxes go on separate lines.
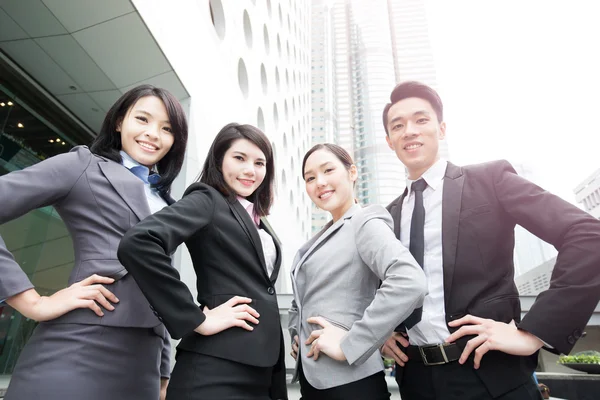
top-left (166, 350), bottom-right (273, 400)
top-left (5, 323), bottom-right (162, 400)
top-left (299, 362), bottom-right (391, 400)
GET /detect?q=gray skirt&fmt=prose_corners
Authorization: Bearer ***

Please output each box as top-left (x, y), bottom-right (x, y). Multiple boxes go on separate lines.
top-left (5, 322), bottom-right (162, 400)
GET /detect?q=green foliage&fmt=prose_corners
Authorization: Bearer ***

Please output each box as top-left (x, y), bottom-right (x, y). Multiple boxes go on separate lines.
top-left (558, 354), bottom-right (600, 365)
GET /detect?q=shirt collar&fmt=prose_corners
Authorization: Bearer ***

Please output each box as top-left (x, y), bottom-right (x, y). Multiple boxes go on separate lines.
top-left (237, 196), bottom-right (253, 210)
top-left (120, 151), bottom-right (150, 180)
top-left (406, 158), bottom-right (448, 196)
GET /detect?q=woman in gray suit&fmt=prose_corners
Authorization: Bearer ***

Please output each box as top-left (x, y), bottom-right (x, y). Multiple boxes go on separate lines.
top-left (288, 143), bottom-right (427, 400)
top-left (0, 85), bottom-right (188, 400)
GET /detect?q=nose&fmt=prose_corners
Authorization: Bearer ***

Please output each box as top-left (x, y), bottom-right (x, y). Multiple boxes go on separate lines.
top-left (144, 124), bottom-right (161, 140)
top-left (315, 174), bottom-right (327, 187)
top-left (403, 121), bottom-right (420, 138)
top-left (242, 163), bottom-right (255, 177)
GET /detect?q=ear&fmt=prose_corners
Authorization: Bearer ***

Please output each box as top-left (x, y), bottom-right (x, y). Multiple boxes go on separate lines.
top-left (349, 164), bottom-right (358, 183)
top-left (116, 118), bottom-right (123, 133)
top-left (438, 121), bottom-right (447, 140)
top-left (385, 134), bottom-right (394, 151)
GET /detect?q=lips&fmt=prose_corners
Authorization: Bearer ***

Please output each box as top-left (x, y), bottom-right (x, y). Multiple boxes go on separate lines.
top-left (318, 190), bottom-right (334, 200)
top-left (238, 178), bottom-right (255, 187)
top-left (137, 141), bottom-right (159, 152)
top-left (404, 142), bottom-right (423, 151)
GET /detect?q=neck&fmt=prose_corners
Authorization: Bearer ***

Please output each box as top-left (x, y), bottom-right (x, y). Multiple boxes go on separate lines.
top-left (330, 199), bottom-right (354, 223)
top-left (408, 157), bottom-right (439, 180)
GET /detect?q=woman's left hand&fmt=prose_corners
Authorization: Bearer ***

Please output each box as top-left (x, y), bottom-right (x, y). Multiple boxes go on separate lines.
top-left (305, 316), bottom-right (347, 361)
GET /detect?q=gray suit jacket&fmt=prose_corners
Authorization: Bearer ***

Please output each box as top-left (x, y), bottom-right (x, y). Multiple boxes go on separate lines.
top-left (0, 146), bottom-right (171, 376)
top-left (288, 204), bottom-right (426, 389)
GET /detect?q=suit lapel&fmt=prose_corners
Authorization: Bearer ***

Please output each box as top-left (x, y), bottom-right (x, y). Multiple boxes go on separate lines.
top-left (292, 204), bottom-right (360, 279)
top-left (442, 162), bottom-right (464, 304)
top-left (260, 217), bottom-right (282, 283)
top-left (390, 189), bottom-right (408, 239)
top-left (99, 161), bottom-right (150, 221)
top-left (228, 200), bottom-right (268, 276)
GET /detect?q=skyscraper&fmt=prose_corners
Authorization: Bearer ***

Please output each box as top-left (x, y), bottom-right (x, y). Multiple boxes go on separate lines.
top-left (311, 0), bottom-right (448, 219)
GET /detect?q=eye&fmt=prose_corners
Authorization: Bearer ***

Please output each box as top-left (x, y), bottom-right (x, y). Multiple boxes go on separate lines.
top-left (135, 116), bottom-right (148, 123)
top-left (234, 155), bottom-right (244, 161)
top-left (305, 176), bottom-right (314, 182)
top-left (255, 161), bottom-right (265, 167)
top-left (324, 168), bottom-right (334, 173)
top-left (162, 126), bottom-right (173, 133)
top-left (392, 123), bottom-right (404, 130)
top-left (417, 118), bottom-right (429, 124)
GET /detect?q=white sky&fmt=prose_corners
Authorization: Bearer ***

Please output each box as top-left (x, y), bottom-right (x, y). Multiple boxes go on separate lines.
top-left (423, 0), bottom-right (600, 204)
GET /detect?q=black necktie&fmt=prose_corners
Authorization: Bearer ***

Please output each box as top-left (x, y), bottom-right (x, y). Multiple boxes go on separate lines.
top-left (396, 178), bottom-right (427, 332)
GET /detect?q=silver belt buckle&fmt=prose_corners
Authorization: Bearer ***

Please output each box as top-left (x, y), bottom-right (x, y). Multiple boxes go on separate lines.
top-left (419, 344), bottom-right (450, 366)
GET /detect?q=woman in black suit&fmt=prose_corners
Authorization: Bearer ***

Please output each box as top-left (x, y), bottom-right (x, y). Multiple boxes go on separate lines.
top-left (118, 123), bottom-right (286, 400)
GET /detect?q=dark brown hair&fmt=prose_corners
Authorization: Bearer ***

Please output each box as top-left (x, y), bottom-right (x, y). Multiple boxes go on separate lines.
top-left (198, 123), bottom-right (275, 217)
top-left (382, 81), bottom-right (443, 136)
top-left (90, 84), bottom-right (188, 194)
top-left (302, 143), bottom-right (354, 179)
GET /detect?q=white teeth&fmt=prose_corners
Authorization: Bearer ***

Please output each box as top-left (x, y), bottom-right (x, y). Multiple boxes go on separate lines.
top-left (405, 144), bottom-right (422, 150)
top-left (319, 191), bottom-right (333, 200)
top-left (138, 142), bottom-right (157, 151)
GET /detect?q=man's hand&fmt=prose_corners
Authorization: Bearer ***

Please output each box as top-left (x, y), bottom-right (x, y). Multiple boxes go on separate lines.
top-left (381, 332), bottom-right (410, 366)
top-left (290, 335), bottom-right (299, 360)
top-left (305, 316), bottom-right (347, 361)
top-left (159, 378), bottom-right (168, 400)
top-left (447, 315), bottom-right (544, 369)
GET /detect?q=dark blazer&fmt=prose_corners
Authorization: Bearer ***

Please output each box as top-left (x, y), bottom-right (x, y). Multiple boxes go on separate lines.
top-left (117, 182), bottom-right (287, 396)
top-left (388, 160), bottom-right (600, 398)
top-left (0, 145), bottom-right (173, 376)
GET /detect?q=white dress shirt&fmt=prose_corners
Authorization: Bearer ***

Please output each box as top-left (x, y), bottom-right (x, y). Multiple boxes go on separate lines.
top-left (120, 151), bottom-right (168, 215)
top-left (400, 158), bottom-right (450, 346)
top-left (237, 197), bottom-right (277, 277)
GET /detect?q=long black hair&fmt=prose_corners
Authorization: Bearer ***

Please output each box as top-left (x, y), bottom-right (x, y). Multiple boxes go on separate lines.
top-left (199, 123), bottom-right (275, 217)
top-left (90, 84), bottom-right (188, 194)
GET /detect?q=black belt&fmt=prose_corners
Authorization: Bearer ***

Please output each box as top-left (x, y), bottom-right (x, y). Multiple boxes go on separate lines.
top-left (402, 343), bottom-right (461, 366)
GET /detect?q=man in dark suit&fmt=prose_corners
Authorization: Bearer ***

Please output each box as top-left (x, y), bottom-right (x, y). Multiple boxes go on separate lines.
top-left (379, 81), bottom-right (600, 399)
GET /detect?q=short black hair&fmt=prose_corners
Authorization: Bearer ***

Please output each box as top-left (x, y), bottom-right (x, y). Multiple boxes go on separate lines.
top-left (382, 81), bottom-right (443, 136)
top-left (198, 123), bottom-right (275, 217)
top-left (90, 84), bottom-right (188, 195)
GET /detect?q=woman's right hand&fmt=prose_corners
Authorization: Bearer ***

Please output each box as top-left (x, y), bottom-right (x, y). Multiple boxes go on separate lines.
top-left (194, 296), bottom-right (260, 336)
top-left (7, 274), bottom-right (119, 321)
top-left (291, 335), bottom-right (299, 360)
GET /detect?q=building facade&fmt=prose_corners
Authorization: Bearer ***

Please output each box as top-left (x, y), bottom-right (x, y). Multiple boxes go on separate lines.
top-left (0, 0), bottom-right (309, 378)
top-left (574, 168), bottom-right (600, 219)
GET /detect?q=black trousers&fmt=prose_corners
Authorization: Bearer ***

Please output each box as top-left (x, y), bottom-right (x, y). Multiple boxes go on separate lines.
top-left (167, 350), bottom-right (273, 400)
top-left (299, 363), bottom-right (390, 400)
top-left (396, 360), bottom-right (543, 400)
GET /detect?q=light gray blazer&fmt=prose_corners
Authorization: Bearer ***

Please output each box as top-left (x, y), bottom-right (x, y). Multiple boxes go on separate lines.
top-left (288, 204), bottom-right (427, 389)
top-left (0, 146), bottom-right (171, 376)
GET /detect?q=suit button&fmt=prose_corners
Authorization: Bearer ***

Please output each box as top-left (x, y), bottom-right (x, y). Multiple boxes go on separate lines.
top-left (158, 316), bottom-right (163, 322)
top-left (567, 335), bottom-right (575, 345)
top-left (573, 329), bottom-right (582, 339)
top-left (153, 311), bottom-right (159, 316)
top-left (267, 287), bottom-right (275, 295)
top-left (150, 305), bottom-right (155, 311)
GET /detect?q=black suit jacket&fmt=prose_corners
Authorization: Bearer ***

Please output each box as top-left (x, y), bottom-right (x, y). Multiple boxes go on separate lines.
top-left (388, 160), bottom-right (600, 397)
top-left (118, 182), bottom-right (287, 397)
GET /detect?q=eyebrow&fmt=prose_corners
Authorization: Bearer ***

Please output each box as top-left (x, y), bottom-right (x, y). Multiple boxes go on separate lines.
top-left (233, 151), bottom-right (266, 163)
top-left (388, 110), bottom-right (431, 126)
top-left (303, 161), bottom-right (333, 177)
top-left (135, 110), bottom-right (171, 125)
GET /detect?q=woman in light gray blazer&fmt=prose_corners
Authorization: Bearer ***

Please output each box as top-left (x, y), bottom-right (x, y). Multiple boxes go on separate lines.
top-left (288, 143), bottom-right (427, 400)
top-left (0, 85), bottom-right (188, 400)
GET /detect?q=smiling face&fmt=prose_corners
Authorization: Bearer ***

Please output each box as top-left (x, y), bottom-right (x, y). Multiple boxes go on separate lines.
top-left (385, 96), bottom-right (446, 179)
top-left (303, 148), bottom-right (357, 222)
top-left (118, 95), bottom-right (174, 168)
top-left (221, 138), bottom-right (267, 198)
